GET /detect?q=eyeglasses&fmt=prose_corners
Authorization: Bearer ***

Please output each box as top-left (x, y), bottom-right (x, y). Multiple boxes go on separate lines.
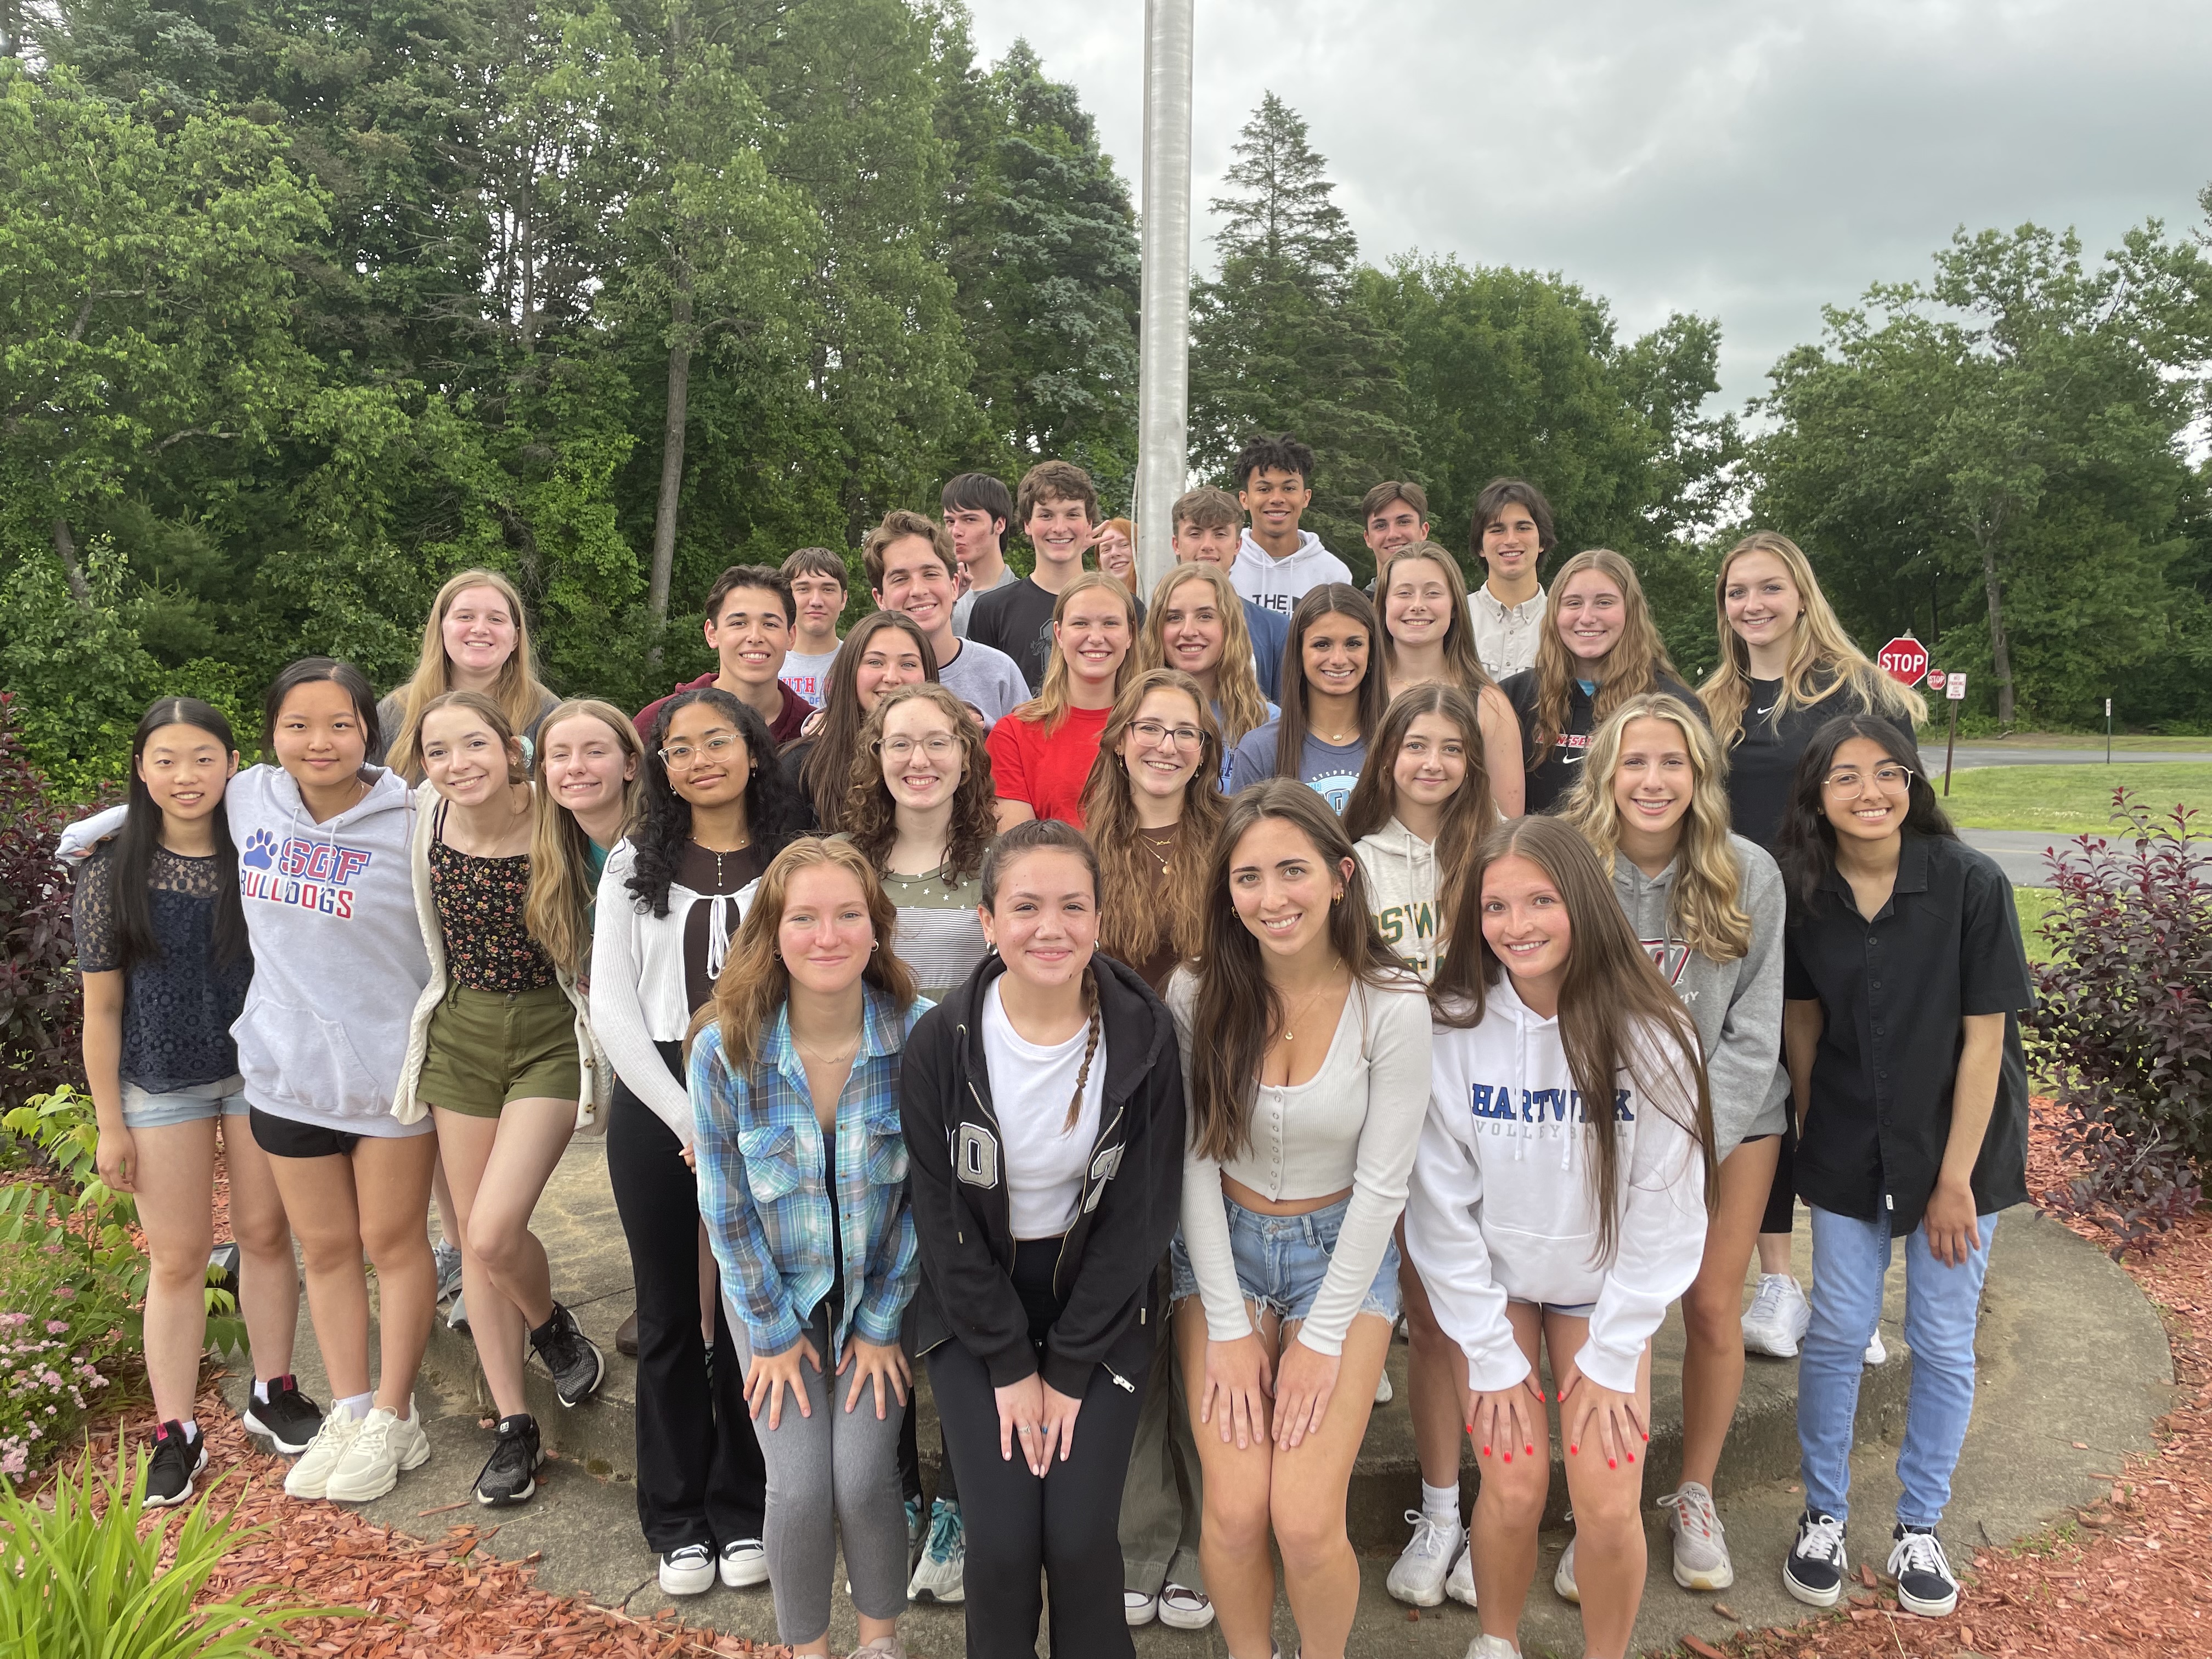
top-left (660, 733), bottom-right (742, 769)
top-left (1129, 719), bottom-right (1204, 751)
top-left (1823, 763), bottom-right (1914, 795)
top-left (878, 734), bottom-right (958, 761)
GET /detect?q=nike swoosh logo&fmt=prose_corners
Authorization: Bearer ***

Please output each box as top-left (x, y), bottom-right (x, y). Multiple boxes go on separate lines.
top-left (1754, 705), bottom-right (1775, 716)
top-left (1562, 753), bottom-right (1584, 766)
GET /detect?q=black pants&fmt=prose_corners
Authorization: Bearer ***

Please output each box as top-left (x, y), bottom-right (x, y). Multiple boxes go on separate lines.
top-left (1760, 1114), bottom-right (1798, 1236)
top-left (605, 1047), bottom-right (766, 1553)
top-left (897, 1399), bottom-right (959, 1506)
top-left (927, 1239), bottom-right (1146, 1659)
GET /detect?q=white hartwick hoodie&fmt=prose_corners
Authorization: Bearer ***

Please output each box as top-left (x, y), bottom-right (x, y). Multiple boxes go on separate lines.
top-left (1406, 974), bottom-right (1707, 1395)
top-left (1229, 527), bottom-right (1352, 618)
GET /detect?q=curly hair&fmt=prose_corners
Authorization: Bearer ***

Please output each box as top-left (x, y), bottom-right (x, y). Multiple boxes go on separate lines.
top-left (626, 688), bottom-right (811, 917)
top-left (839, 684), bottom-right (998, 887)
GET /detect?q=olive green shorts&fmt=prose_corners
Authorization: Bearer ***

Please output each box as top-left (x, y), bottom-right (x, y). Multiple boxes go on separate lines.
top-left (419, 984), bottom-right (581, 1118)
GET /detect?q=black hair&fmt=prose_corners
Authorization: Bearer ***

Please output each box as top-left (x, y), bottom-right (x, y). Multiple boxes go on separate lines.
top-left (1234, 433), bottom-right (1316, 490)
top-left (263, 657), bottom-right (381, 761)
top-left (940, 472), bottom-right (1015, 532)
top-left (1774, 714), bottom-right (1956, 910)
top-left (626, 688), bottom-right (811, 917)
top-left (1469, 477), bottom-right (1558, 560)
top-left (703, 563), bottom-right (796, 627)
top-left (980, 817), bottom-right (1099, 910)
top-left (111, 698), bottom-right (249, 972)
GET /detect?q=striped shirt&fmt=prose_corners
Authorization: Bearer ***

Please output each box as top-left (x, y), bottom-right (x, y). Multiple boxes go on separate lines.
top-left (881, 865), bottom-right (989, 1000)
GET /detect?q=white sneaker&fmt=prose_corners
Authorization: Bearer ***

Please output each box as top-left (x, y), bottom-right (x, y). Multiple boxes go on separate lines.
top-left (1158, 1582), bottom-right (1214, 1630)
top-left (719, 1538), bottom-right (768, 1588)
top-left (1659, 1481), bottom-right (1735, 1590)
top-left (1464, 1635), bottom-right (1521, 1659)
top-left (1553, 1534), bottom-right (1579, 1604)
top-left (1387, 1509), bottom-right (1464, 1606)
top-left (325, 1398), bottom-right (431, 1502)
top-left (1374, 1368), bottom-right (1395, 1404)
top-left (1445, 1539), bottom-right (1477, 1607)
top-left (1864, 1330), bottom-right (1888, 1365)
top-left (907, 1497), bottom-right (965, 1603)
top-left (283, 1409), bottom-right (364, 1500)
top-left (1123, 1588), bottom-right (1158, 1626)
top-left (659, 1543), bottom-right (715, 1596)
top-left (1741, 1273), bottom-right (1810, 1358)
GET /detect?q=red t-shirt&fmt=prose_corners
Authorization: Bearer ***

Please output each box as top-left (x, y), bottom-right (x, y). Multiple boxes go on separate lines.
top-left (985, 704), bottom-right (1111, 828)
top-left (635, 674), bottom-right (810, 748)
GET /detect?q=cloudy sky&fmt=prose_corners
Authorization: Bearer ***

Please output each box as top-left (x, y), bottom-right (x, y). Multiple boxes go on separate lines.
top-left (964, 0), bottom-right (2212, 416)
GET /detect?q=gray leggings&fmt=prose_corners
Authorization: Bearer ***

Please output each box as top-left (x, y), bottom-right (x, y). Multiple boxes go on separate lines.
top-left (731, 1302), bottom-right (910, 1644)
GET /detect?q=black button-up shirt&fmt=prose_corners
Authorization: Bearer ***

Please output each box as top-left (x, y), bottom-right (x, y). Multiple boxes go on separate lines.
top-left (1782, 830), bottom-right (2035, 1232)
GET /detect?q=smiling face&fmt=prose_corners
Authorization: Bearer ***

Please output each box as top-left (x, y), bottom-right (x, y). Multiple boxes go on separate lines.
top-left (137, 722), bottom-right (237, 826)
top-left (1481, 851), bottom-right (1571, 1006)
top-left (789, 570), bottom-right (846, 642)
top-left (851, 628), bottom-right (929, 713)
top-left (980, 847), bottom-right (1098, 991)
top-left (1172, 520), bottom-right (1239, 567)
top-left (878, 697), bottom-right (964, 814)
top-left (272, 679), bottom-right (367, 791)
top-left (541, 713), bottom-right (636, 823)
top-left (441, 585), bottom-right (520, 682)
top-left (1228, 815), bottom-right (1351, 963)
top-left (1610, 715), bottom-right (1694, 841)
top-left (1239, 467), bottom-right (1311, 541)
top-left (1026, 495), bottom-right (1094, 571)
top-left (776, 865), bottom-right (877, 1000)
top-left (874, 535), bottom-right (957, 640)
top-left (1364, 500), bottom-right (1429, 563)
top-left (1096, 526), bottom-right (1133, 579)
top-left (1301, 611), bottom-right (1370, 703)
top-left (1384, 558), bottom-right (1454, 652)
top-left (660, 702), bottom-right (752, 809)
top-left (1554, 571), bottom-right (1626, 664)
top-left (1722, 549), bottom-right (1805, 654)
top-left (419, 706), bottom-right (517, 807)
top-left (1119, 687), bottom-right (1205, 805)
top-left (1159, 575), bottom-right (1227, 678)
top-left (704, 585), bottom-right (791, 689)
top-left (1480, 503), bottom-right (1543, 582)
top-left (1392, 712), bottom-right (1469, 812)
top-left (1054, 592), bottom-right (1132, 690)
top-left (1820, 735), bottom-right (1914, 845)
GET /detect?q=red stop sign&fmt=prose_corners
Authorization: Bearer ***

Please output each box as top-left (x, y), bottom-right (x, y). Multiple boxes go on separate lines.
top-left (1878, 635), bottom-right (1928, 686)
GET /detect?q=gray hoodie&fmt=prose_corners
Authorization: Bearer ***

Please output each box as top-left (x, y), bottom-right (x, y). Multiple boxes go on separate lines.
top-left (1355, 817), bottom-right (1443, 981)
top-left (1230, 527), bottom-right (1352, 618)
top-left (1611, 835), bottom-right (1789, 1158)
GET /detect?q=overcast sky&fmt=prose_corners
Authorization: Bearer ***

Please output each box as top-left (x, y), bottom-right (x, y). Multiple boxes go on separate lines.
top-left (963, 0), bottom-right (2212, 417)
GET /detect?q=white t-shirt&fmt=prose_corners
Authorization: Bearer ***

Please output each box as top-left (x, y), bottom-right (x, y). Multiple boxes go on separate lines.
top-left (780, 646), bottom-right (840, 709)
top-left (983, 978), bottom-right (1106, 1239)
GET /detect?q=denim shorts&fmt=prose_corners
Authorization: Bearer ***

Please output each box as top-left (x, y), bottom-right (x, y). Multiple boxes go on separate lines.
top-left (1170, 1192), bottom-right (1402, 1330)
top-left (120, 1075), bottom-right (248, 1130)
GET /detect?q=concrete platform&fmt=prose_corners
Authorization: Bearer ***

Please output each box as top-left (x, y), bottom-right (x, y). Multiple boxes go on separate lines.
top-left (227, 1138), bottom-right (2176, 1657)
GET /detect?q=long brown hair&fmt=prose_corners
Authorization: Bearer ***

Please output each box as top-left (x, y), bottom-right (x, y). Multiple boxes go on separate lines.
top-left (1524, 549), bottom-right (1679, 768)
top-left (1187, 781), bottom-right (1413, 1163)
top-left (1275, 584), bottom-right (1389, 777)
top-left (526, 698), bottom-right (644, 977)
top-left (1342, 684), bottom-right (1493, 924)
top-left (1012, 571), bottom-right (1141, 735)
top-left (385, 569), bottom-right (553, 780)
top-left (1379, 542), bottom-right (1497, 697)
top-left (1080, 669), bottom-right (1225, 975)
top-left (1140, 564), bottom-right (1272, 745)
top-left (700, 837), bottom-right (918, 1077)
top-left (795, 610), bottom-right (938, 828)
top-left (840, 684), bottom-right (998, 887)
top-left (1430, 815), bottom-right (1715, 1257)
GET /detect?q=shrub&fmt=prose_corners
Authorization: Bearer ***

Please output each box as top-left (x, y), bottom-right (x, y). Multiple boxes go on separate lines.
top-left (2028, 790), bottom-right (2212, 1257)
top-left (0, 691), bottom-right (86, 1113)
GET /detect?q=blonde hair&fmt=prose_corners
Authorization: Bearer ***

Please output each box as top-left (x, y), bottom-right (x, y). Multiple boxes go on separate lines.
top-left (386, 569), bottom-right (552, 780)
top-left (526, 699), bottom-right (644, 977)
top-left (1699, 532), bottom-right (1926, 747)
top-left (1078, 669), bottom-right (1224, 975)
top-left (1525, 549), bottom-right (1678, 766)
top-left (1139, 563), bottom-right (1272, 745)
top-left (1559, 692), bottom-right (1752, 963)
top-left (1012, 571), bottom-right (1140, 735)
top-left (1379, 541), bottom-right (1496, 696)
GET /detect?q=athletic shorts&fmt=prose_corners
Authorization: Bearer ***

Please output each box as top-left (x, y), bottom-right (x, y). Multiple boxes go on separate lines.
top-left (121, 1075), bottom-right (248, 1131)
top-left (416, 984), bottom-right (580, 1119)
top-left (1169, 1190), bottom-right (1401, 1331)
top-left (249, 1105), bottom-right (363, 1161)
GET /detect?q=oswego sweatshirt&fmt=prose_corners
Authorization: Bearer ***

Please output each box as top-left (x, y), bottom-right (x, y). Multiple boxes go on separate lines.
top-left (1406, 974), bottom-right (1706, 1395)
top-left (1355, 816), bottom-right (1443, 981)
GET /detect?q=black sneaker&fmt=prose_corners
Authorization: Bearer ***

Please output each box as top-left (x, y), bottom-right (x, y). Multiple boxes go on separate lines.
top-left (1887, 1523), bottom-right (1959, 1616)
top-left (242, 1375), bottom-right (324, 1455)
top-left (529, 1303), bottom-right (605, 1407)
top-left (144, 1420), bottom-right (207, 1509)
top-left (1784, 1509), bottom-right (1849, 1607)
top-left (473, 1414), bottom-right (544, 1506)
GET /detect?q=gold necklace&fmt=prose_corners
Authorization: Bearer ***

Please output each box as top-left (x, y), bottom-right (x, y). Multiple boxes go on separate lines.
top-left (691, 834), bottom-right (752, 887)
top-left (794, 1033), bottom-right (861, 1067)
top-left (1137, 827), bottom-right (1176, 878)
top-left (1276, 961), bottom-right (1346, 1044)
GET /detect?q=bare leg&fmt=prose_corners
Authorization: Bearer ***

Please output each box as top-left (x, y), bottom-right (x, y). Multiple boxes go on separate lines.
top-left (432, 1153), bottom-right (460, 1250)
top-left (1179, 1295), bottom-right (1278, 1659)
top-left (1553, 1310), bottom-right (1653, 1659)
top-left (1267, 1313), bottom-right (1393, 1659)
top-left (1756, 1233), bottom-right (1793, 1275)
top-left (1681, 1137), bottom-right (1780, 1489)
top-left (1470, 1302), bottom-right (1549, 1645)
top-left (351, 1134), bottom-right (439, 1413)
top-left (266, 1151), bottom-right (371, 1399)
top-left (221, 1116), bottom-right (298, 1385)
top-left (1397, 1221), bottom-right (1463, 1492)
top-left (127, 1119), bottom-right (218, 1425)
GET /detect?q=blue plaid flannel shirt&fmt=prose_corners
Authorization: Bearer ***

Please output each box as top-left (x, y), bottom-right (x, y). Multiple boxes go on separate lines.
top-left (690, 985), bottom-right (929, 1358)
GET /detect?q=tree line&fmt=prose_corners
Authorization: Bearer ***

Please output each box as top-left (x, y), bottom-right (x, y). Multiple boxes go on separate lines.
top-left (4, 2), bottom-right (2209, 791)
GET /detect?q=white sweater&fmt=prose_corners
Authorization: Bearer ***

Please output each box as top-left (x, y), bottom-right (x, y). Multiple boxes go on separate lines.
top-left (1406, 975), bottom-right (1707, 1395)
top-left (590, 839), bottom-right (716, 1146)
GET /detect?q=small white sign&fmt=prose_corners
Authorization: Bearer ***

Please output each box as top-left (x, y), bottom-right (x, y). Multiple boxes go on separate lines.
top-left (2106, 698), bottom-right (2113, 717)
top-left (1947, 672), bottom-right (1968, 701)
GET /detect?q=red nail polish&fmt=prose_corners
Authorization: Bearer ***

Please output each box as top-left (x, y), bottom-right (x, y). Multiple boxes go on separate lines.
top-left (1526, 1444), bottom-right (1534, 1456)
top-left (1482, 1445), bottom-right (1491, 1457)
top-left (1569, 1443), bottom-right (1578, 1455)
top-left (1503, 1452), bottom-right (1512, 1463)
top-left (1627, 1452), bottom-right (1636, 1463)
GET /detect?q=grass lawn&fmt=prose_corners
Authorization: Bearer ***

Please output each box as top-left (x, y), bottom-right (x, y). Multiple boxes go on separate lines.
top-left (2015, 886), bottom-right (2058, 965)
top-left (1939, 763), bottom-right (2211, 833)
top-left (1950, 731), bottom-right (2212, 752)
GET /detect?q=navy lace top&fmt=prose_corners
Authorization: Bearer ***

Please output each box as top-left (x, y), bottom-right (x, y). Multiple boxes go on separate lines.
top-left (72, 844), bottom-right (253, 1093)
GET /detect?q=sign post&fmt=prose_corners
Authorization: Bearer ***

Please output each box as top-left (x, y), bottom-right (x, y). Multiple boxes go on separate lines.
top-left (2107, 697), bottom-right (2114, 764)
top-left (1878, 633), bottom-right (1929, 688)
top-left (1942, 671), bottom-right (1966, 795)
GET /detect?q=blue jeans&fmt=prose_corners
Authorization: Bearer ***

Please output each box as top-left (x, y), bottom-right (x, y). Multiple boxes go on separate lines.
top-left (1798, 1205), bottom-right (2000, 1528)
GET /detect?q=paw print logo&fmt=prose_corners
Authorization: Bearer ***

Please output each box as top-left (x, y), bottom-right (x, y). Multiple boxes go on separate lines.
top-left (240, 829), bottom-right (278, 870)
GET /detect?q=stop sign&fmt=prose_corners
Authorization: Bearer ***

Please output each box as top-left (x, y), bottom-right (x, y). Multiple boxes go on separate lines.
top-left (1878, 635), bottom-right (1929, 686)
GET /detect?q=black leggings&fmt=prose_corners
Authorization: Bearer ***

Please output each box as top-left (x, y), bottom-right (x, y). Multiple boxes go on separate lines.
top-left (927, 1239), bottom-right (1146, 1659)
top-left (1760, 1115), bottom-right (1798, 1237)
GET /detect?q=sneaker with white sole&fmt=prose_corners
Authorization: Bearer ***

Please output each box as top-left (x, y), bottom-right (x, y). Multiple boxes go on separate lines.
top-left (433, 1239), bottom-right (465, 1303)
top-left (529, 1302), bottom-right (606, 1408)
top-left (324, 1398), bottom-right (431, 1502)
top-left (473, 1414), bottom-right (543, 1507)
top-left (1887, 1523), bottom-right (1959, 1616)
top-left (907, 1497), bottom-right (965, 1602)
top-left (1158, 1582), bottom-right (1214, 1630)
top-left (1784, 1509), bottom-right (1849, 1607)
top-left (659, 1543), bottom-right (715, 1596)
top-left (1553, 1534), bottom-right (1579, 1604)
top-left (1659, 1481), bottom-right (1734, 1590)
top-left (1864, 1330), bottom-right (1888, 1365)
top-left (284, 1409), bottom-right (364, 1499)
top-left (1386, 1509), bottom-right (1465, 1606)
top-left (241, 1375), bottom-right (323, 1455)
top-left (1446, 1539), bottom-right (1477, 1607)
top-left (719, 1537), bottom-right (768, 1588)
top-left (1465, 1635), bottom-right (1522, 1659)
top-left (1741, 1273), bottom-right (1811, 1358)
top-left (143, 1421), bottom-right (207, 1510)
top-left (1123, 1588), bottom-right (1158, 1626)
top-left (1374, 1368), bottom-right (1394, 1404)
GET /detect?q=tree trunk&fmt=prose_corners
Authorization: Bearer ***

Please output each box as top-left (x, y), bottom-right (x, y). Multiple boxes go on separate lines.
top-left (1974, 521), bottom-right (2016, 728)
top-left (646, 264), bottom-right (695, 675)
top-left (52, 517), bottom-right (89, 608)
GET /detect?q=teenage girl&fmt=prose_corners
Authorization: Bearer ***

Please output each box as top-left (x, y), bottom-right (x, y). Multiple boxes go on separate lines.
top-left (1771, 716), bottom-right (2032, 1622)
top-left (1407, 815), bottom-right (1714, 1659)
top-left (1096, 517), bottom-right (1138, 591)
top-left (1376, 541), bottom-right (1525, 817)
top-left (1498, 549), bottom-right (1706, 815)
top-left (391, 692), bottom-right (611, 1510)
top-left (1224, 585), bottom-right (1387, 812)
top-left (786, 611), bottom-right (936, 831)
top-left (1141, 564), bottom-right (1276, 786)
top-left (1698, 533), bottom-right (1925, 1359)
top-left (901, 820), bottom-right (1185, 1659)
top-left (591, 687), bottom-right (809, 1594)
top-left (1172, 781), bottom-right (1432, 1659)
top-left (985, 571), bottom-right (1140, 831)
top-left (1549, 694), bottom-right (1787, 1600)
top-left (528, 697), bottom-right (646, 952)
top-left (690, 838), bottom-right (928, 1659)
top-left (1344, 685), bottom-right (1494, 984)
top-left (75, 699), bottom-right (309, 1508)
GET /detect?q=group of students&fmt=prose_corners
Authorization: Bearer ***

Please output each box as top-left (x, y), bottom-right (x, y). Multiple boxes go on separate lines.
top-left (61, 436), bottom-right (2035, 1659)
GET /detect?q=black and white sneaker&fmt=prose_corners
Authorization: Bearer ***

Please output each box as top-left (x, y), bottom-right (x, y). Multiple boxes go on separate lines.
top-left (1887, 1523), bottom-right (1959, 1616)
top-left (473, 1414), bottom-right (544, 1506)
top-left (241, 1375), bottom-right (324, 1455)
top-left (529, 1303), bottom-right (605, 1407)
top-left (1784, 1509), bottom-right (1849, 1607)
top-left (143, 1420), bottom-right (207, 1509)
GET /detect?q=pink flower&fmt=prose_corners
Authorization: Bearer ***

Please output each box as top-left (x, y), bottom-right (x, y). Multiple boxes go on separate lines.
top-left (43, 1321), bottom-right (66, 1335)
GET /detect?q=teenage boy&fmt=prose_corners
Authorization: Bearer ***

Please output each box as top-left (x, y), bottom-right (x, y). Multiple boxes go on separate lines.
top-left (635, 564), bottom-right (811, 743)
top-left (866, 510), bottom-right (1029, 726)
top-left (778, 546), bottom-right (848, 708)
top-left (968, 458), bottom-right (1101, 695)
top-left (1467, 476), bottom-right (1554, 680)
top-left (1361, 481), bottom-right (1431, 592)
top-left (1171, 486), bottom-right (1288, 704)
top-left (1229, 432), bottom-right (1351, 616)
top-left (945, 472), bottom-right (1020, 637)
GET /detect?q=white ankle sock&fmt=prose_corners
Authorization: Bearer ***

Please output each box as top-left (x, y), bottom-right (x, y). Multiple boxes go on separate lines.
top-left (336, 1391), bottom-right (374, 1421)
top-left (1421, 1479), bottom-right (1460, 1527)
top-left (177, 1419), bottom-right (200, 1446)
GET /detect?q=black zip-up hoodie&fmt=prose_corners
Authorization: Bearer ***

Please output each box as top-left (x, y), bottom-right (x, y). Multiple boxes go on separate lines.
top-left (900, 950), bottom-right (1185, 1398)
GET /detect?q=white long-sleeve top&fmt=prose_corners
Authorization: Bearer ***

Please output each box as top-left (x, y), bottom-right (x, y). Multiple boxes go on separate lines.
top-left (590, 839), bottom-right (708, 1146)
top-left (1406, 974), bottom-right (1707, 1395)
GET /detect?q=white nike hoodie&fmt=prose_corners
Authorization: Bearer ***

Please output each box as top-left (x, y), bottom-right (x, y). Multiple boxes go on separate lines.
top-left (1406, 974), bottom-right (1707, 1395)
top-left (1230, 527), bottom-right (1352, 618)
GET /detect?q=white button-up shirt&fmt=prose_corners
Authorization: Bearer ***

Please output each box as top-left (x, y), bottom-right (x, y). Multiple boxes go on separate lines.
top-left (1469, 583), bottom-right (1547, 681)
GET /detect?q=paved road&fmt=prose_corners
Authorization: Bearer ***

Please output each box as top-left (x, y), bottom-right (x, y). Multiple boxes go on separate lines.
top-left (1923, 743), bottom-right (2212, 770)
top-left (1962, 827), bottom-right (2212, 886)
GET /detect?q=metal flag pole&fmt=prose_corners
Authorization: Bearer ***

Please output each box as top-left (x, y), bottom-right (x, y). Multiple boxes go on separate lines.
top-left (1134, 0), bottom-right (1194, 597)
